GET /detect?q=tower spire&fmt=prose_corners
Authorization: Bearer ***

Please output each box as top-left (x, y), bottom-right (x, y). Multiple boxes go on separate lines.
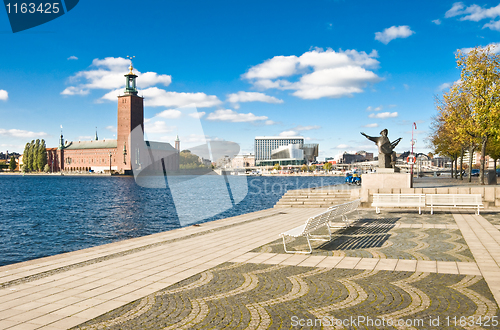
top-left (124, 55), bottom-right (138, 95)
top-left (95, 127), bottom-right (98, 141)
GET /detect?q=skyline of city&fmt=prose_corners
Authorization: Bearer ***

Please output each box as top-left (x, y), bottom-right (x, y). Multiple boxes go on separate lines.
top-left (1, 1), bottom-right (500, 159)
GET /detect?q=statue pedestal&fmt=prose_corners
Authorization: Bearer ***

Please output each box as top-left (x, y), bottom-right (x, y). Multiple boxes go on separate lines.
top-left (362, 172), bottom-right (412, 189)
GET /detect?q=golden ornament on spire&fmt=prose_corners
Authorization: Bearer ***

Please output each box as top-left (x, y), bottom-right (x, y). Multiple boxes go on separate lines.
top-left (126, 55), bottom-right (135, 74)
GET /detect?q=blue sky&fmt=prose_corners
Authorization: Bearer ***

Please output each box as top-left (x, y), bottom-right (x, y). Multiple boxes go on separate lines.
top-left (1, 1), bottom-right (499, 159)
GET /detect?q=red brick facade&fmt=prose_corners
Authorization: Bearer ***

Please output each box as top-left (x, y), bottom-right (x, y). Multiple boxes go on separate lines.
top-left (47, 68), bottom-right (178, 174)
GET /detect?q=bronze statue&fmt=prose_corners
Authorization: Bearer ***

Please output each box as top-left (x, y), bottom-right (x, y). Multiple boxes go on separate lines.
top-left (361, 129), bottom-right (402, 169)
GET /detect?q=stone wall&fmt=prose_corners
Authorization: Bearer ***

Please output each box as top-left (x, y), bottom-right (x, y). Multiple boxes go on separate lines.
top-left (350, 187), bottom-right (500, 209)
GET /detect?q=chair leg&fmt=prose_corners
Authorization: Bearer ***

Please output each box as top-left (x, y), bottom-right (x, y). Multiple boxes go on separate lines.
top-left (282, 235), bottom-right (311, 254)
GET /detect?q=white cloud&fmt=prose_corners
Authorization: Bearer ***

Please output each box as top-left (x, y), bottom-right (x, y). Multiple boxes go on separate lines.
top-left (460, 42), bottom-right (500, 54)
top-left (265, 120), bottom-right (277, 125)
top-left (244, 55), bottom-right (299, 80)
top-left (0, 90), bottom-right (8, 101)
top-left (141, 88), bottom-right (221, 108)
top-left (432, 19), bottom-right (442, 25)
top-left (375, 25), bottom-right (415, 44)
top-left (62, 57), bottom-right (172, 96)
top-left (438, 82), bottom-right (452, 91)
top-left (366, 105), bottom-right (382, 111)
top-left (0, 128), bottom-right (48, 138)
top-left (226, 91), bottom-right (283, 104)
top-left (445, 3), bottom-right (500, 30)
top-left (363, 123), bottom-right (379, 128)
top-left (336, 144), bottom-right (350, 149)
top-left (368, 112), bottom-right (398, 119)
top-left (105, 125), bottom-right (117, 132)
top-left (278, 125), bottom-right (320, 137)
top-left (206, 109), bottom-right (269, 123)
top-left (156, 109), bottom-right (182, 119)
top-left (61, 86), bottom-right (90, 96)
top-left (291, 125), bottom-right (321, 131)
top-left (445, 2), bottom-right (466, 18)
top-left (279, 130), bottom-right (299, 137)
top-left (188, 111), bottom-right (206, 119)
top-left (145, 121), bottom-right (175, 134)
top-left (67, 56), bottom-right (78, 60)
top-left (243, 48), bottom-right (381, 99)
top-left (100, 87), bottom-right (222, 108)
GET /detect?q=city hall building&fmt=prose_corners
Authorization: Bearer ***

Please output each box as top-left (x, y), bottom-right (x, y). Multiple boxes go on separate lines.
top-left (47, 63), bottom-right (179, 174)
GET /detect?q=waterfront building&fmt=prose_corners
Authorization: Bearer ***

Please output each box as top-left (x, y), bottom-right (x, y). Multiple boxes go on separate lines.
top-left (47, 63), bottom-right (179, 174)
top-left (254, 136), bottom-right (304, 165)
top-left (231, 154), bottom-right (255, 168)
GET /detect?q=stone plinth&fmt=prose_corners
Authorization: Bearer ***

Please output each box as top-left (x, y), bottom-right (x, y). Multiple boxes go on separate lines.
top-left (362, 173), bottom-right (411, 190)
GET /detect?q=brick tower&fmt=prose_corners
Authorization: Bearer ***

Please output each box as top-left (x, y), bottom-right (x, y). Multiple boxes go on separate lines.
top-left (117, 62), bottom-right (144, 174)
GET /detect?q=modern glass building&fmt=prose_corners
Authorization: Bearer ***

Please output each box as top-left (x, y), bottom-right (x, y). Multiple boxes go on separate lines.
top-left (254, 136), bottom-right (304, 165)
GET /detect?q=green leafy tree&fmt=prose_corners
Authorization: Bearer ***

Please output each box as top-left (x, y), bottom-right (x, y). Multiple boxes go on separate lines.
top-left (300, 164), bottom-right (308, 172)
top-left (456, 46), bottom-right (500, 184)
top-left (323, 162), bottom-right (332, 172)
top-left (21, 165), bottom-right (27, 173)
top-left (33, 139), bottom-right (40, 171)
top-left (9, 156), bottom-right (16, 172)
top-left (37, 139), bottom-right (47, 171)
top-left (26, 140), bottom-right (34, 171)
top-left (273, 163), bottom-right (281, 171)
top-left (310, 164), bottom-right (317, 172)
top-left (43, 164), bottom-right (50, 173)
top-left (22, 143), bottom-right (29, 172)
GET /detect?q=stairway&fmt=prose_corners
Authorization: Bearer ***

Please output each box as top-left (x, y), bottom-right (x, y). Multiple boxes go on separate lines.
top-left (274, 186), bottom-right (354, 208)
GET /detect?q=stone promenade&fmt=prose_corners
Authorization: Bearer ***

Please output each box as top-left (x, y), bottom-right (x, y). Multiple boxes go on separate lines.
top-left (0, 207), bottom-right (499, 329)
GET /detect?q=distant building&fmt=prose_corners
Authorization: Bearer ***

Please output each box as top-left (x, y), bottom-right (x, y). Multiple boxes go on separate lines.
top-left (255, 136), bottom-right (304, 164)
top-left (215, 155), bottom-right (232, 169)
top-left (231, 154), bottom-right (255, 168)
top-left (254, 136), bottom-right (318, 166)
top-left (46, 63), bottom-right (179, 174)
top-left (333, 151), bottom-right (373, 164)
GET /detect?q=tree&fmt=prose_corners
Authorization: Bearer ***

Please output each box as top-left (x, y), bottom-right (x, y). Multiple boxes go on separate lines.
top-left (33, 139), bottom-right (40, 171)
top-left (310, 164), bottom-right (317, 172)
top-left (300, 164), bottom-right (308, 172)
top-left (25, 140), bottom-right (34, 172)
top-left (37, 139), bottom-right (47, 171)
top-left (323, 162), bottom-right (332, 172)
top-left (456, 46), bottom-right (500, 184)
top-left (43, 164), bottom-right (50, 173)
top-left (9, 156), bottom-right (16, 172)
top-left (273, 163), bottom-right (281, 171)
top-left (22, 143), bottom-right (29, 172)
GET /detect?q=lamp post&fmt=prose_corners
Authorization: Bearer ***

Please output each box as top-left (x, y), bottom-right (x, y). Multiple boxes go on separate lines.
top-left (411, 122), bottom-right (417, 177)
top-left (109, 151), bottom-right (112, 175)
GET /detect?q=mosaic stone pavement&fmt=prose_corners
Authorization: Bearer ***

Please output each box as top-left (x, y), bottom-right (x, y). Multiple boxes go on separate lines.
top-left (73, 262), bottom-right (499, 330)
top-left (480, 212), bottom-right (500, 226)
top-left (68, 211), bottom-right (500, 330)
top-left (252, 212), bottom-right (474, 261)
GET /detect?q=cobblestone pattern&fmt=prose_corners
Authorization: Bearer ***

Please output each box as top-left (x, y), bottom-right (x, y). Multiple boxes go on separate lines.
top-left (253, 218), bottom-right (473, 261)
top-left (480, 212), bottom-right (500, 226)
top-left (357, 210), bottom-right (458, 225)
top-left (72, 262), bottom-right (499, 330)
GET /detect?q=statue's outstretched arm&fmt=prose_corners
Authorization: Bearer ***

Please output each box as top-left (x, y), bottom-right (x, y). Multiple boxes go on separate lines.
top-left (391, 137), bottom-right (402, 148)
top-left (360, 132), bottom-right (377, 143)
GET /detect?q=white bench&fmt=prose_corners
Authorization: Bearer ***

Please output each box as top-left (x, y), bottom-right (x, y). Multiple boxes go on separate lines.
top-left (280, 199), bottom-right (361, 254)
top-left (372, 194), bottom-right (426, 214)
top-left (426, 194), bottom-right (483, 215)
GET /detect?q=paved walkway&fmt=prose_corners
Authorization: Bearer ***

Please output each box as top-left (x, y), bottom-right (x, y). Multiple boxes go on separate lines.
top-left (0, 208), bottom-right (499, 329)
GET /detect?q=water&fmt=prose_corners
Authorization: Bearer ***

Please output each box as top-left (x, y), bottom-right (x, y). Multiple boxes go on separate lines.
top-left (0, 175), bottom-right (344, 266)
